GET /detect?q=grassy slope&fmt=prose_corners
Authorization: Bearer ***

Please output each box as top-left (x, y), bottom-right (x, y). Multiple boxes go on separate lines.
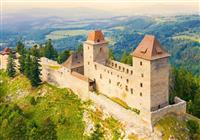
top-left (0, 71), bottom-right (85, 140)
top-left (155, 114), bottom-right (200, 140)
top-left (1, 70), bottom-right (200, 140)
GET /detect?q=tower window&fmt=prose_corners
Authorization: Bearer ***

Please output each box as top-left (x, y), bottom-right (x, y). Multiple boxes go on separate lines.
top-left (100, 47), bottom-right (102, 52)
top-left (123, 67), bottom-right (125, 72)
top-left (94, 64), bottom-right (97, 70)
top-left (109, 79), bottom-right (111, 84)
top-left (141, 73), bottom-right (144, 77)
top-left (140, 61), bottom-right (142, 66)
top-left (125, 86), bottom-right (128, 91)
top-left (97, 39), bottom-right (100, 42)
top-left (140, 83), bottom-right (143, 87)
top-left (115, 64), bottom-right (117, 68)
top-left (140, 92), bottom-right (142, 96)
top-left (126, 69), bottom-right (129, 74)
top-left (119, 66), bottom-right (121, 70)
top-left (126, 79), bottom-right (129, 83)
top-left (88, 62), bottom-right (90, 65)
top-left (131, 88), bottom-right (133, 94)
top-left (88, 46), bottom-right (89, 50)
top-left (131, 70), bottom-right (133, 75)
top-left (100, 74), bottom-right (102, 79)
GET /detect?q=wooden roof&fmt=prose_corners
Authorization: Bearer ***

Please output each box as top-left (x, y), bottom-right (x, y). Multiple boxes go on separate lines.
top-left (62, 52), bottom-right (83, 69)
top-left (132, 35), bottom-right (170, 60)
top-left (0, 47), bottom-right (12, 55)
top-left (87, 30), bottom-right (105, 43)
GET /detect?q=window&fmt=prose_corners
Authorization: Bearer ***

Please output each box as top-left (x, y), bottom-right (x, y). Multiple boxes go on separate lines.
top-left (88, 62), bottom-right (90, 65)
top-left (112, 63), bottom-right (114, 66)
top-left (123, 67), bottom-right (125, 72)
top-left (100, 74), bottom-right (102, 79)
top-left (131, 70), bottom-right (133, 75)
top-left (140, 83), bottom-right (143, 87)
top-left (88, 46), bottom-right (89, 50)
top-left (109, 79), bottom-right (111, 84)
top-left (97, 39), bottom-right (100, 42)
top-left (141, 73), bottom-right (144, 77)
top-left (125, 86), bottom-right (128, 91)
top-left (140, 61), bottom-right (142, 66)
top-left (100, 47), bottom-right (102, 52)
top-left (119, 66), bottom-right (121, 70)
top-left (126, 69), bottom-right (129, 74)
top-left (115, 64), bottom-right (117, 68)
top-left (111, 72), bottom-right (112, 75)
top-left (126, 79), bottom-right (129, 83)
top-left (94, 64), bottom-right (97, 70)
top-left (140, 92), bottom-right (142, 96)
top-left (131, 88), bottom-right (133, 94)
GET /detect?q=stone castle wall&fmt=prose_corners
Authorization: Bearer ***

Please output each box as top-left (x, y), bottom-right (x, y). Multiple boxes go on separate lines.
top-left (40, 57), bottom-right (90, 100)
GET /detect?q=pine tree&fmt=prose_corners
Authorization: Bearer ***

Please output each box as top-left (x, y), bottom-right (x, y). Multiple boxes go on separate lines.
top-left (31, 45), bottom-right (40, 57)
top-left (18, 48), bottom-right (26, 73)
top-left (16, 41), bottom-right (25, 55)
top-left (24, 53), bottom-right (31, 78)
top-left (29, 56), bottom-right (41, 87)
top-left (109, 49), bottom-right (115, 60)
top-left (120, 51), bottom-right (128, 64)
top-left (57, 50), bottom-right (70, 64)
top-left (6, 53), bottom-right (16, 77)
top-left (44, 39), bottom-right (58, 60)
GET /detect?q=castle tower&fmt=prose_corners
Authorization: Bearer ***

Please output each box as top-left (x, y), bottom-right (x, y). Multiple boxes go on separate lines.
top-left (83, 30), bottom-right (109, 77)
top-left (132, 35), bottom-right (170, 112)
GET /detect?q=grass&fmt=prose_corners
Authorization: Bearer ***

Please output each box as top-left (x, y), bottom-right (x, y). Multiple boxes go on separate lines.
top-left (48, 65), bottom-right (61, 70)
top-left (88, 107), bottom-right (124, 139)
top-left (0, 70), bottom-right (86, 140)
top-left (155, 114), bottom-right (191, 140)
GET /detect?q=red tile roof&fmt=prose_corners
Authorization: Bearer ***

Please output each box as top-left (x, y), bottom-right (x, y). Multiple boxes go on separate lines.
top-left (132, 35), bottom-right (170, 60)
top-left (87, 30), bottom-right (105, 43)
top-left (0, 47), bottom-right (12, 55)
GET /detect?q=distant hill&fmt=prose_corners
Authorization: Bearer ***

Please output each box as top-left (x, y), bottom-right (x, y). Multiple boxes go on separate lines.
top-left (1, 15), bottom-right (199, 75)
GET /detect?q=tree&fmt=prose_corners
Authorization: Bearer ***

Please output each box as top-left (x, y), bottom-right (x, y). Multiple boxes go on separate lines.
top-left (16, 41), bottom-right (25, 55)
top-left (57, 50), bottom-right (71, 64)
top-left (186, 119), bottom-right (199, 139)
top-left (109, 48), bottom-right (115, 60)
top-left (18, 47), bottom-right (26, 73)
top-left (77, 44), bottom-right (83, 53)
top-left (30, 45), bottom-right (40, 57)
top-left (44, 39), bottom-right (58, 60)
top-left (6, 53), bottom-right (16, 78)
top-left (120, 50), bottom-right (132, 65)
top-left (24, 53), bottom-right (31, 78)
top-left (29, 56), bottom-right (41, 87)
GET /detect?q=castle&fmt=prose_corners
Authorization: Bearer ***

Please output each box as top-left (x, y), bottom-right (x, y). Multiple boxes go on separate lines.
top-left (0, 30), bottom-right (186, 132)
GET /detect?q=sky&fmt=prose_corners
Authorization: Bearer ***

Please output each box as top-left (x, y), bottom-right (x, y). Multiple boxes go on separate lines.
top-left (2, 0), bottom-right (199, 14)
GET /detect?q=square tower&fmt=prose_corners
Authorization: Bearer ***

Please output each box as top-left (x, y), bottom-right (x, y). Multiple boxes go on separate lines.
top-left (83, 30), bottom-right (109, 78)
top-left (132, 35), bottom-right (170, 112)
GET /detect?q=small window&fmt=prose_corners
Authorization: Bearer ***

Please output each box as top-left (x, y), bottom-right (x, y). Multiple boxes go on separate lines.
top-left (88, 62), bottom-right (90, 65)
top-left (119, 66), bottom-right (121, 70)
top-left (88, 46), bottom-right (89, 50)
top-left (112, 63), bottom-right (114, 66)
top-left (125, 86), bottom-right (128, 91)
top-left (111, 72), bottom-right (112, 75)
top-left (140, 61), bottom-right (142, 66)
top-left (140, 83), bottom-right (143, 87)
top-left (131, 70), bottom-right (133, 75)
top-left (131, 88), bottom-right (133, 94)
top-left (141, 73), bottom-right (144, 77)
top-left (109, 79), bottom-right (111, 84)
top-left (121, 76), bottom-right (122, 79)
top-left (123, 67), bottom-right (125, 72)
top-left (94, 64), bottom-right (97, 70)
top-left (126, 79), bottom-right (129, 83)
top-left (140, 92), bottom-right (142, 96)
top-left (126, 69), bottom-right (129, 74)
top-left (115, 64), bottom-right (117, 68)
top-left (100, 47), bottom-right (102, 52)
top-left (100, 74), bottom-right (102, 79)
top-left (97, 39), bottom-right (100, 42)
top-left (108, 70), bottom-right (109, 74)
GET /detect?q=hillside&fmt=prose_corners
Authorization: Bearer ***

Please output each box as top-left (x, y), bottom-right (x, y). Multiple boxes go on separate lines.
top-left (0, 70), bottom-right (200, 140)
top-left (1, 15), bottom-right (199, 75)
